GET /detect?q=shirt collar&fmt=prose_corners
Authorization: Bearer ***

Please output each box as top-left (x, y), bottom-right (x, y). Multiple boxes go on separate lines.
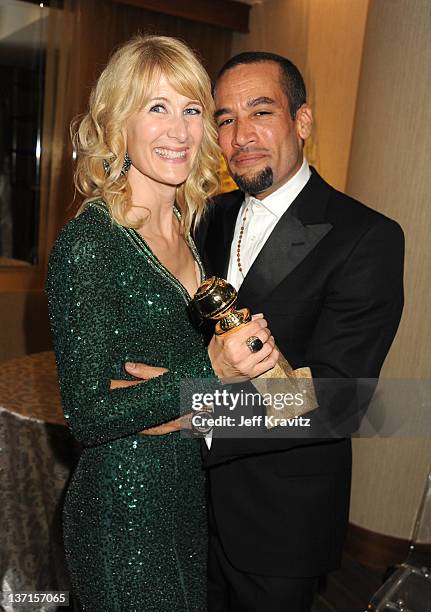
top-left (244, 158), bottom-right (311, 218)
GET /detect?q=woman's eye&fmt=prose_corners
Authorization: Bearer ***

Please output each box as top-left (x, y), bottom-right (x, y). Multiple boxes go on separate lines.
top-left (184, 107), bottom-right (202, 116)
top-left (150, 104), bottom-right (166, 113)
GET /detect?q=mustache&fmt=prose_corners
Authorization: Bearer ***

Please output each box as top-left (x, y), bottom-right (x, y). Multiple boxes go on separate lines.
top-left (230, 148), bottom-right (270, 162)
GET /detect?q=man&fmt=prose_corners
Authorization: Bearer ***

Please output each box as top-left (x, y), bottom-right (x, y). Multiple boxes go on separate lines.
top-left (193, 52), bottom-right (404, 611)
top-left (123, 52), bottom-right (404, 611)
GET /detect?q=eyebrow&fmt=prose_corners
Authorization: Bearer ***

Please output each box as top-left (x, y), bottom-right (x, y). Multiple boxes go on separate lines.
top-left (150, 96), bottom-right (201, 105)
top-left (214, 96), bottom-right (276, 119)
top-left (248, 96), bottom-right (276, 107)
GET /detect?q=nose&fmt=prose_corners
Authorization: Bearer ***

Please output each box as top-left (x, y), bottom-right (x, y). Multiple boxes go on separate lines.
top-left (232, 118), bottom-right (255, 148)
top-left (167, 114), bottom-right (188, 142)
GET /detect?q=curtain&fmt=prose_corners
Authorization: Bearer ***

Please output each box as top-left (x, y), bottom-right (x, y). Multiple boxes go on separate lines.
top-left (40, 0), bottom-right (234, 269)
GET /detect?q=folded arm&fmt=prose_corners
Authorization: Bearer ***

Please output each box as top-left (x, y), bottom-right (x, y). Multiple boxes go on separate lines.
top-left (47, 232), bottom-right (214, 447)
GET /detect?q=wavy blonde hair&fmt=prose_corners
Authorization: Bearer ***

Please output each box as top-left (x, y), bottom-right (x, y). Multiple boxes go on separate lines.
top-left (72, 34), bottom-right (220, 234)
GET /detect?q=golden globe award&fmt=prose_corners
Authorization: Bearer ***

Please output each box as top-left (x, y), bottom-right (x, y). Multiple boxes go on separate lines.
top-left (191, 277), bottom-right (317, 425)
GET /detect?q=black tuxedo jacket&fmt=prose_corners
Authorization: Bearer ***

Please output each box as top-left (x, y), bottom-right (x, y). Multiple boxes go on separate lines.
top-left (194, 168), bottom-right (404, 577)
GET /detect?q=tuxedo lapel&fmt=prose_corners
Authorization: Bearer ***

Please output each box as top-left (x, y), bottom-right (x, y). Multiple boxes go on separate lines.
top-left (238, 169), bottom-right (333, 305)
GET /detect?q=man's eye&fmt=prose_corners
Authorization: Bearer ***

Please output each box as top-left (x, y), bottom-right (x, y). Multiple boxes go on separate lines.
top-left (150, 104), bottom-right (166, 113)
top-left (217, 118), bottom-right (233, 127)
top-left (184, 107), bottom-right (202, 115)
top-left (255, 111), bottom-right (272, 116)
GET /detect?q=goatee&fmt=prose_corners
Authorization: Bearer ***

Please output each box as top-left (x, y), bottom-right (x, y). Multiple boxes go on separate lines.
top-left (233, 167), bottom-right (273, 195)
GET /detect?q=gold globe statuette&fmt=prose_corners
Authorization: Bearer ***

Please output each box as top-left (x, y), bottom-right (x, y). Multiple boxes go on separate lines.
top-left (191, 276), bottom-right (252, 336)
top-left (191, 277), bottom-right (317, 425)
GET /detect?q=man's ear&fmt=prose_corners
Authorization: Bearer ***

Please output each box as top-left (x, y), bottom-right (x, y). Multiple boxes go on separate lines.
top-left (295, 104), bottom-right (313, 140)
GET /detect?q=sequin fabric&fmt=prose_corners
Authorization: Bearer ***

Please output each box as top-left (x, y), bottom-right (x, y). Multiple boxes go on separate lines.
top-left (46, 201), bottom-right (214, 611)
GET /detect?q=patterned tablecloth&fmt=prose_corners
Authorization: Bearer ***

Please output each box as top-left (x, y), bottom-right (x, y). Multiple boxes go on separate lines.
top-left (0, 352), bottom-right (80, 611)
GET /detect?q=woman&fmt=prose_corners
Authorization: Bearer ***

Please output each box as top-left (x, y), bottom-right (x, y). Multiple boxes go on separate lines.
top-left (47, 35), bottom-right (277, 611)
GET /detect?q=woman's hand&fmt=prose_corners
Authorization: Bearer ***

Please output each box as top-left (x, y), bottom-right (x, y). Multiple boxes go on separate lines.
top-left (208, 314), bottom-right (279, 382)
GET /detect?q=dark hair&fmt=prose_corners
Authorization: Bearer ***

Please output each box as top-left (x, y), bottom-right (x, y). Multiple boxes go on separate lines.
top-left (215, 51), bottom-right (306, 119)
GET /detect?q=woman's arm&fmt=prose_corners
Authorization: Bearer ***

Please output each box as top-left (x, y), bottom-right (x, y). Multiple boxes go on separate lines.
top-left (47, 227), bottom-right (277, 447)
top-left (46, 228), bottom-right (214, 448)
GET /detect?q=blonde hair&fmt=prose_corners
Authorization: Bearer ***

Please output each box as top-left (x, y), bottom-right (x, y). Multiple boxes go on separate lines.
top-left (72, 34), bottom-right (220, 233)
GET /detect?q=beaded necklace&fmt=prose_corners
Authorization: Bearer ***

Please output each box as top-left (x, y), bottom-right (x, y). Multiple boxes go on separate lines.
top-left (236, 204), bottom-right (250, 277)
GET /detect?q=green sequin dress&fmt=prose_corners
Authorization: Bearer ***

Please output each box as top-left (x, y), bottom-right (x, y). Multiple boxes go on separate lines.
top-left (46, 201), bottom-right (213, 611)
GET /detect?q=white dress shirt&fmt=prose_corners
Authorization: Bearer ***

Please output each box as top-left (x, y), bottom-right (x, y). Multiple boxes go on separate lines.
top-left (227, 158), bottom-right (311, 291)
top-left (205, 159), bottom-right (311, 450)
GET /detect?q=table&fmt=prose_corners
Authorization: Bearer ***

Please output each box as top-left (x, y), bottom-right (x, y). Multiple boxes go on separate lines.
top-left (0, 352), bottom-right (79, 611)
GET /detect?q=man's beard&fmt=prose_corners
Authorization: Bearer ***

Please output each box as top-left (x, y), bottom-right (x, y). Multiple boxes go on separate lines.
top-left (233, 167), bottom-right (273, 195)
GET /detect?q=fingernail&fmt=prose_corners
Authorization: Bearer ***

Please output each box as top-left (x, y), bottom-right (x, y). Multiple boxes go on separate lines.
top-left (125, 362), bottom-right (136, 369)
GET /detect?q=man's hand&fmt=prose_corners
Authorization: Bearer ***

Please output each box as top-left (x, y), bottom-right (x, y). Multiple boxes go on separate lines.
top-left (110, 362), bottom-right (168, 389)
top-left (108, 313), bottom-right (279, 433)
top-left (140, 413), bottom-right (192, 436)
top-left (208, 314), bottom-right (279, 382)
top-left (111, 314), bottom-right (278, 389)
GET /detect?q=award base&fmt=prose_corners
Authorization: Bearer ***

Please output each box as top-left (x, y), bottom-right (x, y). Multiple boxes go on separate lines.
top-left (251, 353), bottom-right (318, 428)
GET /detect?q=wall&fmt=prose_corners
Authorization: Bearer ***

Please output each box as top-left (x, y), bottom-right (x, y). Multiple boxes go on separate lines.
top-left (232, 0), bottom-right (369, 191)
top-left (0, 0), bottom-right (235, 362)
top-left (0, 292), bottom-right (52, 363)
top-left (346, 0), bottom-right (431, 539)
top-left (233, 0), bottom-right (431, 541)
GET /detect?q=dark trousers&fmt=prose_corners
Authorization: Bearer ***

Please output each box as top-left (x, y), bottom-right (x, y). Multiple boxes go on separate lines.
top-left (208, 530), bottom-right (318, 612)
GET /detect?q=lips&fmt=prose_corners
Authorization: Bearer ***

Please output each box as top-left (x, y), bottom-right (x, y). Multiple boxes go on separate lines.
top-left (231, 152), bottom-right (268, 166)
top-left (154, 147), bottom-right (187, 159)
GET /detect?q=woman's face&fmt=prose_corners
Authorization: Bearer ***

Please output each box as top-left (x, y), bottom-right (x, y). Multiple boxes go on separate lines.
top-left (126, 75), bottom-right (204, 189)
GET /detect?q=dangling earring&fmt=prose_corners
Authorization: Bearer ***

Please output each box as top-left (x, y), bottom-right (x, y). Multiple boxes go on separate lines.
top-left (102, 152), bottom-right (132, 176)
top-left (121, 151), bottom-right (132, 175)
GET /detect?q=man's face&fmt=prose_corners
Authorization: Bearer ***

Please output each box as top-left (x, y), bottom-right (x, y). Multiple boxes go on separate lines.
top-left (214, 62), bottom-right (312, 198)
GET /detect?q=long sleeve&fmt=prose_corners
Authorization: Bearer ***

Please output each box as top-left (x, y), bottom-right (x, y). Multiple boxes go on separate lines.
top-left (203, 216), bottom-right (404, 467)
top-left (47, 220), bottom-right (214, 448)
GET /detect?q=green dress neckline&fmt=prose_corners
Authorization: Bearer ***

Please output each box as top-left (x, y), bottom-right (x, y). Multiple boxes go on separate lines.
top-left (89, 200), bottom-right (205, 304)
